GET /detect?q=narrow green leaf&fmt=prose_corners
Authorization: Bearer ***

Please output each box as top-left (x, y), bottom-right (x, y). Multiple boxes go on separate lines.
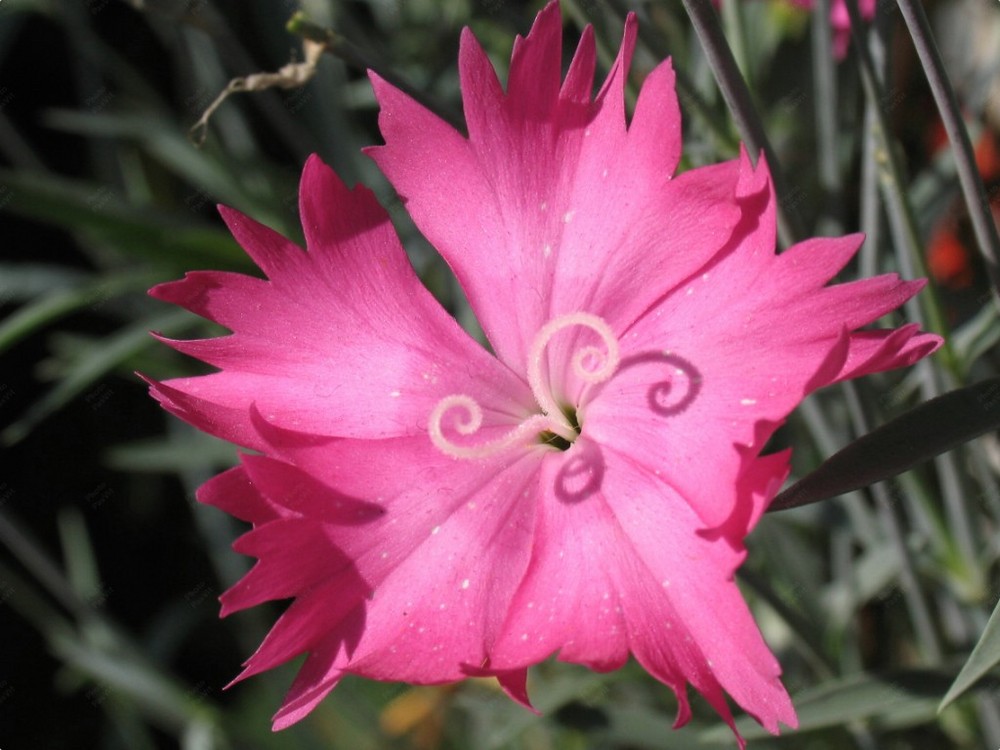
top-left (1, 309), bottom-right (193, 445)
top-left (599, 705), bottom-right (714, 748)
top-left (0, 263), bottom-right (90, 301)
top-left (700, 669), bottom-right (952, 742)
top-left (771, 377), bottom-right (1000, 511)
top-left (106, 432), bottom-right (239, 474)
top-left (51, 631), bottom-right (219, 734)
top-left (0, 271), bottom-right (157, 354)
top-left (0, 169), bottom-right (244, 269)
top-left (940, 596), bottom-right (1000, 710)
top-left (42, 109), bottom-right (292, 230)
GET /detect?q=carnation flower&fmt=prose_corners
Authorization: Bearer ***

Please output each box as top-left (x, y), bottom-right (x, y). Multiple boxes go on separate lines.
top-left (148, 2), bottom-right (939, 745)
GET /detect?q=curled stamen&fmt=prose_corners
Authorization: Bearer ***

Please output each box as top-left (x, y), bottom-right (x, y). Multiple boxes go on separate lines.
top-left (428, 313), bottom-right (620, 460)
top-left (527, 312), bottom-right (620, 419)
top-left (429, 394), bottom-right (561, 460)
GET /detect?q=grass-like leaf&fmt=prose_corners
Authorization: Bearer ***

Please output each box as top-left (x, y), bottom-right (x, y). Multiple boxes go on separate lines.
top-left (771, 377), bottom-right (1000, 511)
top-left (940, 596), bottom-right (1000, 711)
top-left (701, 669), bottom-right (953, 742)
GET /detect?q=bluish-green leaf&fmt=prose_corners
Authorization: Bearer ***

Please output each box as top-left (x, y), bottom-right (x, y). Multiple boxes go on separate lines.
top-left (940, 596), bottom-right (1000, 711)
top-left (701, 669), bottom-right (952, 742)
top-left (771, 377), bottom-right (1000, 511)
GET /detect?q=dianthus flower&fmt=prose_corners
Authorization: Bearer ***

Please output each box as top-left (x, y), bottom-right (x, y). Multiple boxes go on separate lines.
top-left (148, 2), bottom-right (939, 745)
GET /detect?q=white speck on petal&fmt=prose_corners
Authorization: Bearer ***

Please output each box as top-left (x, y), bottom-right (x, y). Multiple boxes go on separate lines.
top-left (431, 525), bottom-right (441, 535)
top-left (540, 201), bottom-right (547, 212)
top-left (543, 244), bottom-right (552, 258)
top-left (685, 287), bottom-right (694, 295)
top-left (563, 210), bottom-right (575, 223)
top-left (602, 168), bottom-right (608, 178)
top-left (390, 390), bottom-right (401, 398)
top-left (460, 579), bottom-right (470, 590)
top-left (520, 633), bottom-right (529, 641)
top-left (662, 579), bottom-right (671, 588)
top-left (740, 398), bottom-right (757, 406)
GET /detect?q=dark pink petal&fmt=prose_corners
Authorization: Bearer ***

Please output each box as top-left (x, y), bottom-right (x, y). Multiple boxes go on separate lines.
top-left (146, 376), bottom-right (265, 451)
top-left (212, 429), bottom-right (546, 716)
top-left (150, 155), bottom-right (531, 446)
top-left (196, 463), bottom-right (286, 524)
top-left (834, 324), bottom-right (941, 382)
top-left (271, 634), bottom-right (346, 730)
top-left (235, 574), bottom-right (368, 682)
top-left (223, 519), bottom-right (348, 615)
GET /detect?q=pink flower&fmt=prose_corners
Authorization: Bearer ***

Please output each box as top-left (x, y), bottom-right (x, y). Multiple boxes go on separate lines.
top-left (148, 2), bottom-right (939, 745)
top-left (791, 0), bottom-right (877, 59)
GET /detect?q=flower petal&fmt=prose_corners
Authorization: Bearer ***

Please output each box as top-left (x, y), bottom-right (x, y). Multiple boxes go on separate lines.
top-left (586, 152), bottom-right (941, 527)
top-left (368, 6), bottom-right (741, 373)
top-left (149, 155), bottom-right (531, 445)
top-left (488, 440), bottom-right (795, 746)
top-left (212, 422), bottom-right (546, 724)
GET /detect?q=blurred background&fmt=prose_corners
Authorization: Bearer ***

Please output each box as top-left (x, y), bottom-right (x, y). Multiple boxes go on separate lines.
top-left (1, 0), bottom-right (1000, 748)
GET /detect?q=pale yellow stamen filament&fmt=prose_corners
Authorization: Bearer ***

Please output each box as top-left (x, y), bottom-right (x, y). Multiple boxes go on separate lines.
top-left (429, 395), bottom-right (560, 460)
top-left (428, 312), bottom-right (621, 460)
top-left (526, 311), bottom-right (620, 420)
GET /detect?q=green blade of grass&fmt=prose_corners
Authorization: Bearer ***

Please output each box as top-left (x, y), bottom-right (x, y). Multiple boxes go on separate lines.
top-left (772, 377), bottom-right (1000, 511)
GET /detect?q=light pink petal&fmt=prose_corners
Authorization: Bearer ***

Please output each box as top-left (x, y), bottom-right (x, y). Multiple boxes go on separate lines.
top-left (489, 444), bottom-right (631, 673)
top-left (586, 153), bottom-right (941, 527)
top-left (368, 6), bottom-right (742, 373)
top-left (489, 441), bottom-right (794, 745)
top-left (150, 155), bottom-right (531, 446)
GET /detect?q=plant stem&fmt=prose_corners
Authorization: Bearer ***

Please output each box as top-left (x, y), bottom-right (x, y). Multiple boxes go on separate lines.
top-left (894, 0), bottom-right (1000, 305)
top-left (287, 12), bottom-right (463, 132)
top-left (680, 0), bottom-right (805, 246)
top-left (812, 0), bottom-right (841, 198)
top-left (841, 381), bottom-right (944, 662)
top-left (842, 0), bottom-right (956, 373)
top-left (858, 5), bottom-right (890, 280)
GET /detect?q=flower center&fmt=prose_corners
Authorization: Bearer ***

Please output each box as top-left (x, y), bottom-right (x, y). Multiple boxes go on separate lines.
top-left (538, 404), bottom-right (581, 451)
top-left (428, 312), bottom-right (620, 459)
